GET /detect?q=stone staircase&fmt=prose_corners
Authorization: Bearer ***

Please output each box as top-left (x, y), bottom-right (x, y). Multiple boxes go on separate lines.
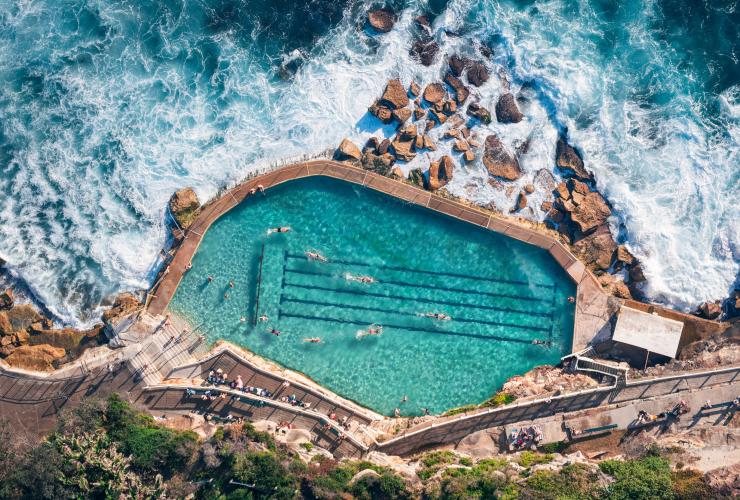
top-left (125, 314), bottom-right (210, 386)
top-left (562, 347), bottom-right (627, 386)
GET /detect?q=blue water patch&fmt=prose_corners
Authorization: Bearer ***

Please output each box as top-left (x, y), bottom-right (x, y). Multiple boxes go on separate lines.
top-left (169, 176), bottom-right (576, 415)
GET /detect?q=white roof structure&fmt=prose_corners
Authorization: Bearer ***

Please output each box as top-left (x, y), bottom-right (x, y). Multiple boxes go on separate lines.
top-left (612, 306), bottom-right (684, 358)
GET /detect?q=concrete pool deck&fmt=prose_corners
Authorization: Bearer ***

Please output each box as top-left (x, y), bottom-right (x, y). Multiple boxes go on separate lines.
top-left (147, 159), bottom-right (613, 352)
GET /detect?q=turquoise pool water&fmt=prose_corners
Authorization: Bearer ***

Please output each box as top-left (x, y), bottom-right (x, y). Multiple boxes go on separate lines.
top-left (169, 177), bottom-right (576, 416)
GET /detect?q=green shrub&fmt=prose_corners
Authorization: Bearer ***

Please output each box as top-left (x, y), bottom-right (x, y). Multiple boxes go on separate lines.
top-left (232, 450), bottom-right (298, 497)
top-left (600, 455), bottom-right (674, 500)
top-left (459, 456), bottom-right (473, 467)
top-left (518, 451), bottom-right (554, 468)
top-left (300, 442), bottom-right (313, 452)
top-left (418, 450), bottom-right (458, 480)
top-left (351, 471), bottom-right (411, 500)
top-left (540, 441), bottom-right (569, 454)
top-left (671, 468), bottom-right (712, 500)
top-left (442, 392), bottom-right (516, 416)
top-left (524, 463), bottom-right (601, 499)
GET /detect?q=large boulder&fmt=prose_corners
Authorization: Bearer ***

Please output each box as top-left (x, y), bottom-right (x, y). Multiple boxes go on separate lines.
top-left (102, 293), bottom-right (141, 324)
top-left (5, 344), bottom-right (66, 372)
top-left (444, 73), bottom-right (469, 104)
top-left (466, 102), bottom-right (492, 124)
top-left (466, 61), bottom-right (489, 87)
top-left (572, 226), bottom-right (617, 272)
top-left (169, 188), bottom-right (200, 229)
top-left (368, 100), bottom-right (393, 123)
top-left (448, 54), bottom-right (470, 77)
top-left (392, 107), bottom-right (412, 123)
top-left (427, 156), bottom-right (455, 190)
top-left (335, 138), bottom-right (362, 161)
top-left (482, 135), bottom-right (522, 181)
top-left (367, 9), bottom-right (394, 33)
top-left (380, 79), bottom-right (409, 109)
top-left (569, 191), bottom-right (611, 233)
top-left (495, 93), bottom-right (524, 123)
top-left (409, 39), bottom-right (439, 66)
top-left (0, 313), bottom-right (11, 336)
top-left (390, 138), bottom-right (416, 162)
top-left (556, 136), bottom-right (593, 181)
top-left (28, 325), bottom-right (97, 355)
top-left (0, 289), bottom-right (13, 310)
top-left (422, 83), bottom-right (445, 104)
top-left (361, 152), bottom-right (395, 175)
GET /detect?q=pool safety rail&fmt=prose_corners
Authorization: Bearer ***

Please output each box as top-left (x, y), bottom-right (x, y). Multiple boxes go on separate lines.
top-left (144, 159), bottom-right (624, 354)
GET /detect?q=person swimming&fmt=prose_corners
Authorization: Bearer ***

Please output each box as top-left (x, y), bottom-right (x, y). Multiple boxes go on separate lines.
top-left (345, 272), bottom-right (375, 283)
top-left (303, 337), bottom-right (321, 343)
top-left (267, 226), bottom-right (291, 235)
top-left (229, 280), bottom-right (235, 288)
top-left (356, 324), bottom-right (383, 339)
top-left (421, 312), bottom-right (451, 321)
top-left (270, 328), bottom-right (281, 336)
top-left (258, 314), bottom-right (269, 322)
top-left (305, 250), bottom-right (327, 262)
top-left (531, 339), bottom-right (552, 347)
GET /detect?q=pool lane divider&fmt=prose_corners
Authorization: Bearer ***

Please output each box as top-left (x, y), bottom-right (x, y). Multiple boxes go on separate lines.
top-left (285, 253), bottom-right (555, 289)
top-left (275, 311), bottom-right (544, 343)
top-left (279, 293), bottom-right (553, 320)
top-left (252, 242), bottom-right (266, 326)
top-left (283, 268), bottom-right (551, 304)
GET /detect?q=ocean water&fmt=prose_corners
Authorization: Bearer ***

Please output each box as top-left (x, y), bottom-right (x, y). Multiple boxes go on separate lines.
top-left (0, 0), bottom-right (737, 326)
top-left (169, 176), bottom-right (576, 415)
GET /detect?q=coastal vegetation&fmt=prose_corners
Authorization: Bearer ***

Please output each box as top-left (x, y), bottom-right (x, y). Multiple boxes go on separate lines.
top-left (0, 395), bottom-right (724, 499)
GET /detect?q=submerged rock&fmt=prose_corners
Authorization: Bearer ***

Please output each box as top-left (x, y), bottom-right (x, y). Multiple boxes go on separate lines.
top-left (410, 39), bottom-right (439, 66)
top-left (556, 135), bottom-right (593, 181)
top-left (169, 188), bottom-right (201, 228)
top-left (495, 93), bottom-right (524, 123)
top-left (367, 9), bottom-right (395, 33)
top-left (335, 138), bottom-right (362, 161)
top-left (482, 135), bottom-right (521, 181)
top-left (448, 54), bottom-right (470, 77)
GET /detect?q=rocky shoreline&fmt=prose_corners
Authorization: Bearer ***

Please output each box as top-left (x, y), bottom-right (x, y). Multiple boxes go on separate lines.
top-left (332, 35), bottom-right (737, 322)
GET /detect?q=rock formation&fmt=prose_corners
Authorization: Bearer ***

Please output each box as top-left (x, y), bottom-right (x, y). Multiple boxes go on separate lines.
top-left (367, 9), bottom-right (395, 33)
top-left (102, 292), bottom-right (142, 324)
top-left (495, 93), bottom-right (524, 123)
top-left (409, 39), bottom-right (439, 66)
top-left (335, 138), bottom-right (362, 161)
top-left (0, 289), bottom-right (13, 310)
top-left (427, 156), bottom-right (455, 190)
top-left (466, 102), bottom-right (492, 124)
top-left (444, 73), bottom-right (469, 104)
top-left (5, 344), bottom-right (66, 372)
top-left (556, 135), bottom-right (593, 181)
top-left (422, 83), bottom-right (445, 104)
top-left (482, 135), bottom-right (522, 180)
top-left (169, 188), bottom-right (201, 229)
top-left (466, 61), bottom-right (489, 87)
top-left (379, 78), bottom-right (409, 109)
top-left (448, 54), bottom-right (469, 77)
top-left (572, 225), bottom-right (617, 272)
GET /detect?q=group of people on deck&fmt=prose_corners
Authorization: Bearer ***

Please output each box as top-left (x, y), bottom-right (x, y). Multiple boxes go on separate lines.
top-left (509, 425), bottom-right (544, 450)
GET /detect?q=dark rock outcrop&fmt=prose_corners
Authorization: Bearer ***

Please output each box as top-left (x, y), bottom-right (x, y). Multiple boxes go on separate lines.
top-left (367, 9), bottom-right (395, 33)
top-left (0, 289), bottom-right (13, 310)
top-left (448, 54), bottom-right (470, 77)
top-left (482, 135), bottom-right (522, 181)
top-left (362, 152), bottom-right (395, 175)
top-left (466, 102), bottom-right (492, 124)
top-left (410, 39), bottom-right (439, 66)
top-left (466, 61), bottom-right (489, 87)
top-left (556, 135), bottom-right (593, 181)
top-left (495, 93), bottom-right (524, 123)
top-left (368, 100), bottom-right (393, 123)
top-left (698, 301), bottom-right (722, 320)
top-left (408, 168), bottom-right (424, 187)
top-left (444, 73), bottom-right (469, 104)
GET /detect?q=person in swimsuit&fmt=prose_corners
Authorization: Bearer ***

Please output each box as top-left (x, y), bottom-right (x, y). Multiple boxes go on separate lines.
top-left (267, 226), bottom-right (292, 235)
top-left (306, 250), bottom-right (328, 262)
top-left (258, 314), bottom-right (269, 322)
top-left (270, 328), bottom-right (281, 336)
top-left (303, 337), bottom-right (321, 343)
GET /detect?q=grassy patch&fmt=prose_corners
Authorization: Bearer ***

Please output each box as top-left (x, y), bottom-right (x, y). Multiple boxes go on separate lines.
top-left (418, 450), bottom-right (458, 480)
top-left (518, 451), bottom-right (554, 468)
top-left (442, 392), bottom-right (516, 416)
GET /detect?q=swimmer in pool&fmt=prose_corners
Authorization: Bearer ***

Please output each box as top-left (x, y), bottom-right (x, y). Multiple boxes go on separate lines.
top-left (345, 273), bottom-right (375, 283)
top-left (258, 314), bottom-right (269, 322)
top-left (421, 312), bottom-right (451, 321)
top-left (229, 280), bottom-right (235, 288)
top-left (267, 226), bottom-right (291, 235)
top-left (270, 328), bottom-right (281, 336)
top-left (356, 324), bottom-right (383, 340)
top-left (303, 337), bottom-right (321, 343)
top-left (305, 250), bottom-right (328, 262)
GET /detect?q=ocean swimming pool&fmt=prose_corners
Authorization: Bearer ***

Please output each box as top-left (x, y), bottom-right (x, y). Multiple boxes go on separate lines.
top-left (169, 177), bottom-right (576, 416)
